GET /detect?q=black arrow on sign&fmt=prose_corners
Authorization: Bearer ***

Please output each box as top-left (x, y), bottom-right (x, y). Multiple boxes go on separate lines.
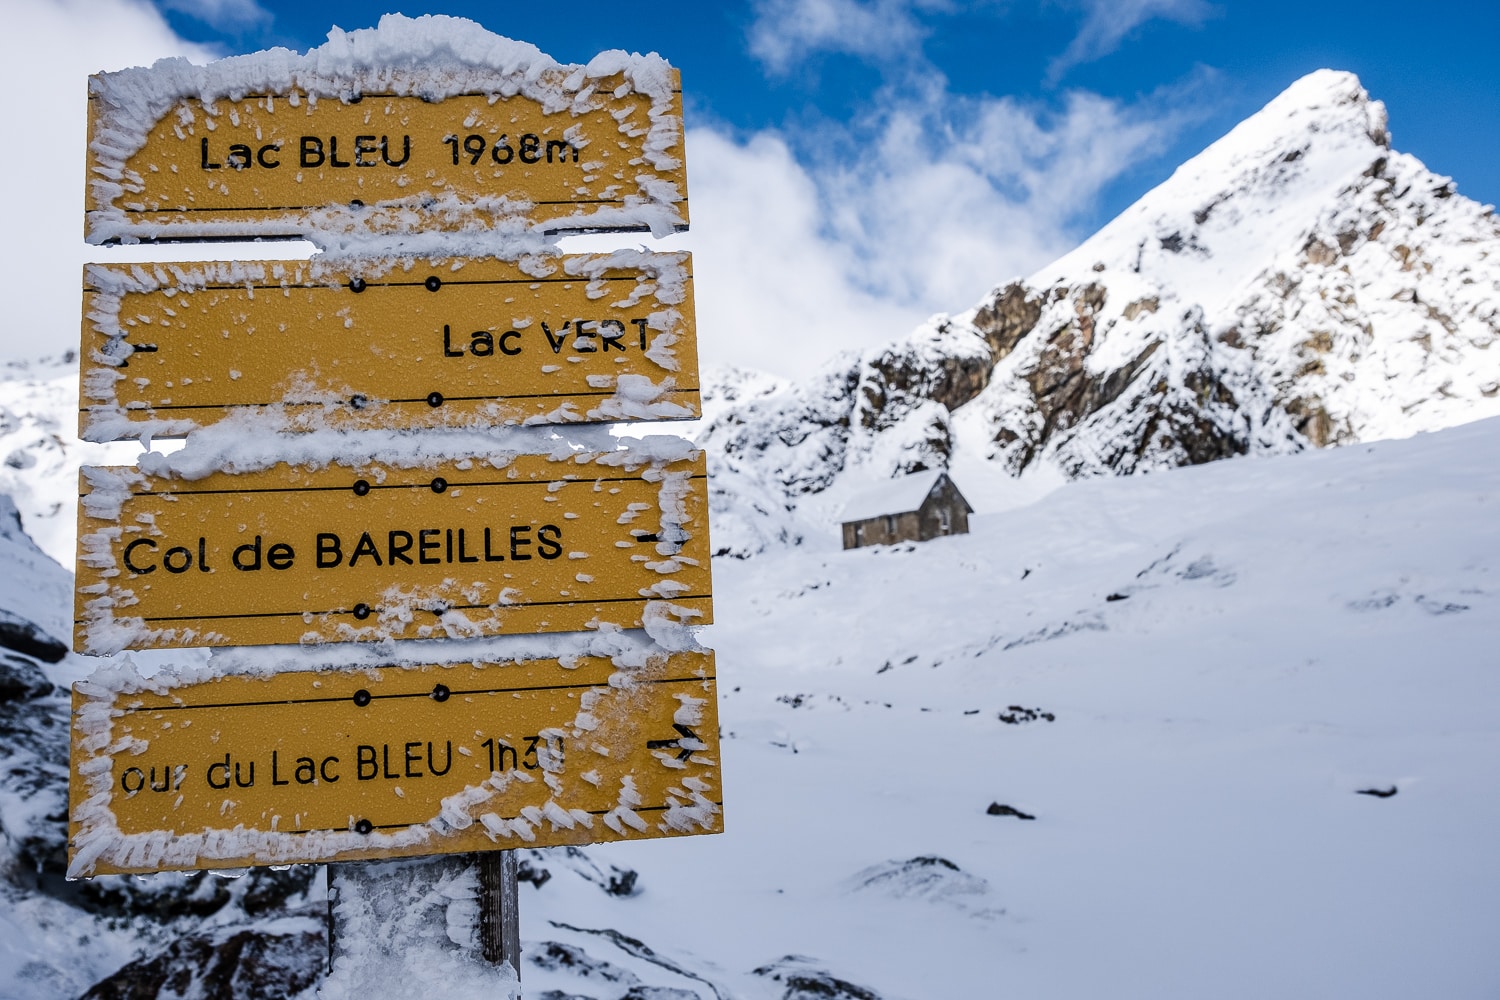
top-left (647, 723), bottom-right (700, 762)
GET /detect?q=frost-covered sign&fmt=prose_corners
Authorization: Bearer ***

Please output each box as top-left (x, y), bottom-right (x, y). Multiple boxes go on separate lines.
top-left (74, 449), bottom-right (712, 653)
top-left (69, 652), bottom-right (722, 876)
top-left (84, 24), bottom-right (687, 243)
top-left (70, 16), bottom-right (721, 896)
top-left (80, 252), bottom-right (699, 440)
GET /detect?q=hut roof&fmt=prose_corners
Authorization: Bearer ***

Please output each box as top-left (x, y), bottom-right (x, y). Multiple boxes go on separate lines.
top-left (840, 471), bottom-right (964, 523)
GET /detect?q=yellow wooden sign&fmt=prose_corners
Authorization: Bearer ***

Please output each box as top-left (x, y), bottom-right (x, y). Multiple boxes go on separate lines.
top-left (68, 652), bottom-right (721, 876)
top-left (80, 253), bottom-right (698, 440)
top-left (75, 452), bottom-right (712, 653)
top-left (85, 69), bottom-right (687, 242)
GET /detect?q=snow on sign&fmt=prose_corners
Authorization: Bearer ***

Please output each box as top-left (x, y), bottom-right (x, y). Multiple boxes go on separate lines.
top-left (83, 23), bottom-right (687, 243)
top-left (68, 652), bottom-right (722, 876)
top-left (74, 450), bottom-right (712, 653)
top-left (79, 252), bottom-right (698, 441)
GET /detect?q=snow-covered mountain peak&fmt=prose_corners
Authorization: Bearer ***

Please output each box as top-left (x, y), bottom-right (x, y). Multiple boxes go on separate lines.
top-left (1030, 69), bottom-right (1393, 316)
top-left (701, 69), bottom-right (1500, 556)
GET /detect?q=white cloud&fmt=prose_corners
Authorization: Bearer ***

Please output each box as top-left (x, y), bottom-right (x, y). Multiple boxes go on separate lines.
top-left (622, 129), bottom-right (936, 379)
top-left (748, 0), bottom-right (1215, 89)
top-left (629, 79), bottom-right (1194, 381)
top-left (155, 0), bottom-right (272, 30)
top-left (0, 1), bottom-right (235, 365)
top-left (816, 84), bottom-right (1181, 306)
top-left (747, 0), bottom-right (945, 74)
top-left (1049, 0), bottom-right (1214, 82)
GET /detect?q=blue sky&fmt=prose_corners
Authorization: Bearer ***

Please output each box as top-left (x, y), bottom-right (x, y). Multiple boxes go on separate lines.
top-left (3, 1), bottom-right (1496, 376)
top-left (153, 0), bottom-right (1500, 235)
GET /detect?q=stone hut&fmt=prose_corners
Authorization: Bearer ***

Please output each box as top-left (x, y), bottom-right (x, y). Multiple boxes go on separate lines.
top-left (840, 471), bottom-right (973, 550)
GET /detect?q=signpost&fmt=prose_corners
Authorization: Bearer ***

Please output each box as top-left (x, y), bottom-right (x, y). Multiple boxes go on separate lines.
top-left (80, 253), bottom-right (699, 438)
top-left (71, 27), bottom-right (715, 990)
top-left (75, 454), bottom-right (713, 652)
top-left (68, 652), bottom-right (721, 877)
top-left (85, 71), bottom-right (688, 242)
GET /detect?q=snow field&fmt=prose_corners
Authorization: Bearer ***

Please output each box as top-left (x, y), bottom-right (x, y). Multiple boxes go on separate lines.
top-left (1, 373), bottom-right (1494, 999)
top-left (551, 417), bottom-right (1500, 998)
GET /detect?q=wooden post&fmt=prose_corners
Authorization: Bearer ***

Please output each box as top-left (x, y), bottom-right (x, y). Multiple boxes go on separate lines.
top-left (325, 864), bottom-right (337, 974)
top-left (478, 850), bottom-right (521, 976)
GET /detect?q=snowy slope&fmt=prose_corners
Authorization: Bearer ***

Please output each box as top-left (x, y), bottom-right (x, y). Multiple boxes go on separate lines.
top-left (0, 403), bottom-right (1494, 998)
top-left (701, 70), bottom-right (1500, 544)
top-left (527, 415), bottom-right (1500, 999)
top-left (0, 354), bottom-right (133, 568)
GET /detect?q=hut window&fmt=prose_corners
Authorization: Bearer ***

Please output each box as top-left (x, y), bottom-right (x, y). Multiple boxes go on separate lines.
top-left (939, 508), bottom-right (951, 533)
top-left (885, 515), bottom-right (896, 534)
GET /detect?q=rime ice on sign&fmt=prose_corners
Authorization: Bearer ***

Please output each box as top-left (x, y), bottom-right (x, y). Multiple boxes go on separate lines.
top-left (84, 15), bottom-right (688, 243)
top-left (68, 653), bottom-right (722, 876)
top-left (80, 251), bottom-right (699, 440)
top-left (70, 15), bottom-right (722, 887)
top-left (74, 450), bottom-right (712, 653)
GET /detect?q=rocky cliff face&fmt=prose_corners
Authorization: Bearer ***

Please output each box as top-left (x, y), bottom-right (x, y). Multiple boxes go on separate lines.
top-left (700, 70), bottom-right (1500, 551)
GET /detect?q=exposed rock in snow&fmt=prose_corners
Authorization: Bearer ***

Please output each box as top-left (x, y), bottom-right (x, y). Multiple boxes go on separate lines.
top-left (514, 845), bottom-right (641, 898)
top-left (0, 653), bottom-right (54, 702)
top-left (528, 939), bottom-right (646, 990)
top-left (848, 855), bottom-right (991, 906)
top-left (752, 955), bottom-right (884, 1000)
top-left (701, 70), bottom-right (1500, 541)
top-left (77, 908), bottom-right (325, 999)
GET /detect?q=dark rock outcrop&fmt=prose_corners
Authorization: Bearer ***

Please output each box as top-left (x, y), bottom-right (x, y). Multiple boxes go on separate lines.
top-left (0, 609), bottom-right (66, 664)
top-left (79, 909), bottom-right (325, 1000)
top-left (752, 955), bottom-right (883, 1000)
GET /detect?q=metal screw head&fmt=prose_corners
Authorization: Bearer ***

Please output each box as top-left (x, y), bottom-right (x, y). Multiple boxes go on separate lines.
top-left (353, 603), bottom-right (371, 620)
top-left (352, 479), bottom-right (371, 496)
top-left (355, 819), bottom-right (373, 835)
top-left (348, 278), bottom-right (366, 293)
top-left (431, 684), bottom-right (450, 702)
top-left (353, 689), bottom-right (372, 707)
top-left (426, 391), bottom-right (444, 407)
top-left (430, 477), bottom-right (447, 493)
top-left (424, 276), bottom-right (441, 292)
